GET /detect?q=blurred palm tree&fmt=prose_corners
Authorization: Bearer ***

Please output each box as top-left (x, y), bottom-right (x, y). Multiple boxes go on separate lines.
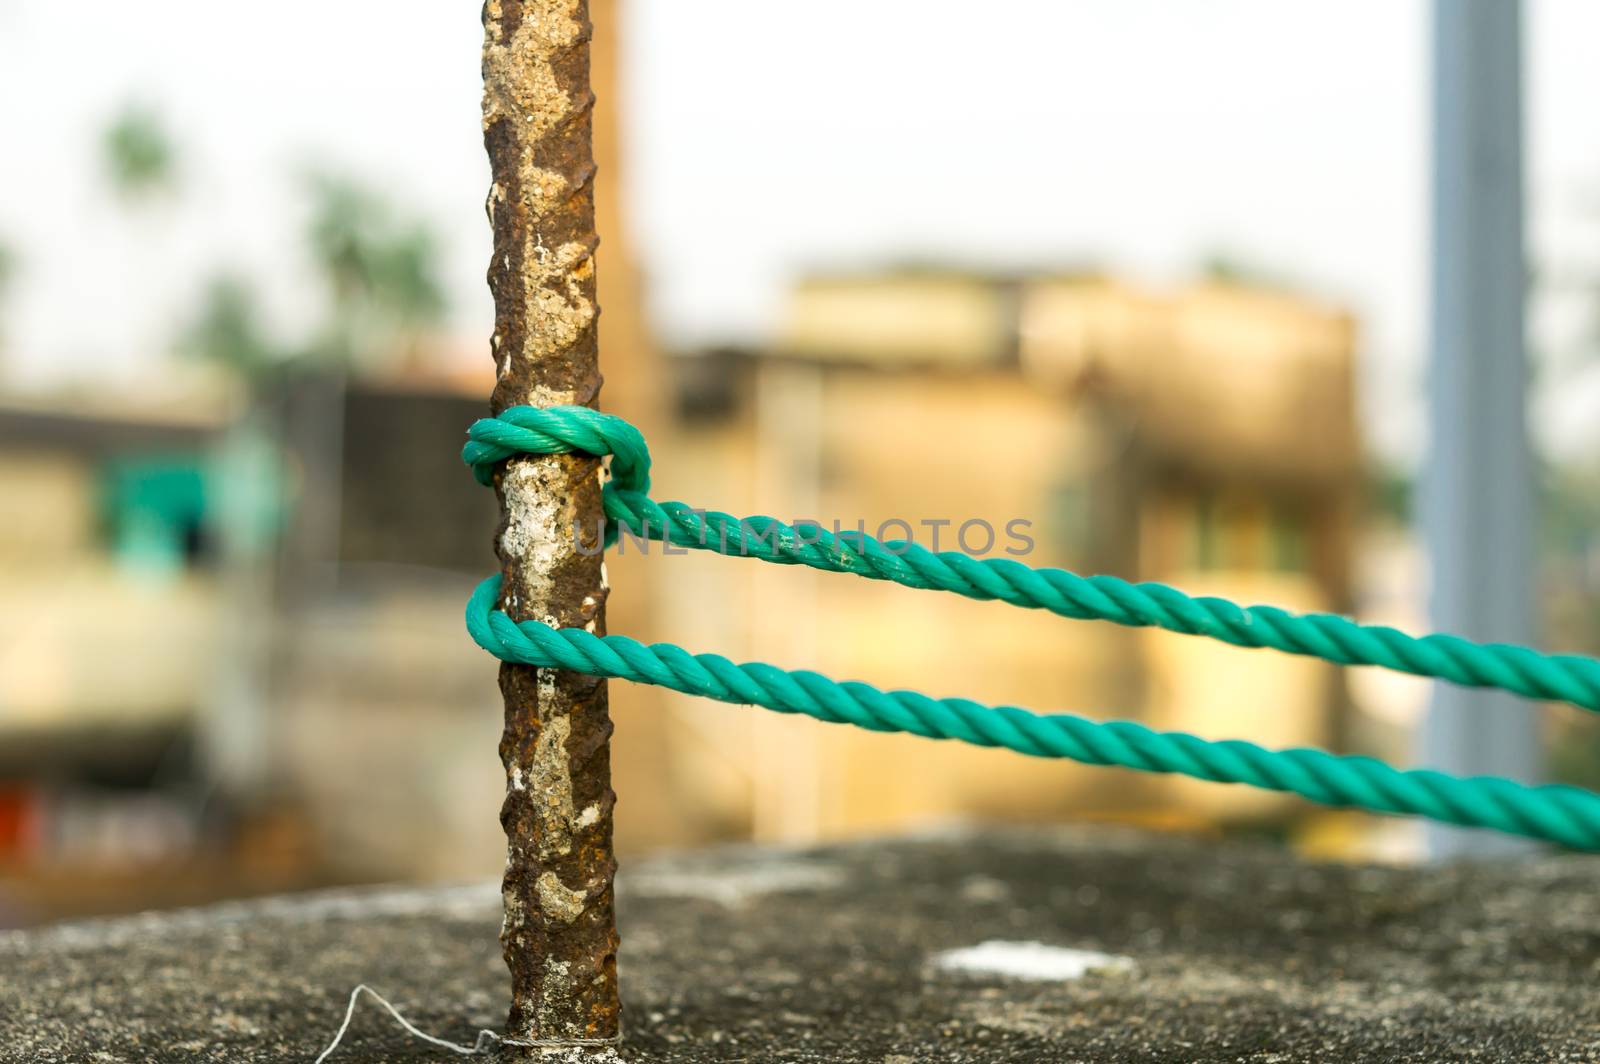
top-left (176, 174), bottom-right (448, 381)
top-left (180, 275), bottom-right (278, 380)
top-left (103, 105), bottom-right (177, 200)
top-left (302, 172), bottom-right (446, 368)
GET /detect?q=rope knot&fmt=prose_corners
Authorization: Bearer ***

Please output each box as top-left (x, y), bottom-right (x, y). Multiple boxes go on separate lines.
top-left (463, 404), bottom-right (651, 495)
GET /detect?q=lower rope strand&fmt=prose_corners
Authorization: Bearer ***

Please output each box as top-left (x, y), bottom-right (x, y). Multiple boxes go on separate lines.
top-left (467, 575), bottom-right (1600, 851)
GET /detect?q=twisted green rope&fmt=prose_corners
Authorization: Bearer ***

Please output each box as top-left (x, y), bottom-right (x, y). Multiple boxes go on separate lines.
top-left (463, 404), bottom-right (1600, 848)
top-left (465, 575), bottom-right (1600, 850)
top-left (464, 405), bottom-right (1600, 713)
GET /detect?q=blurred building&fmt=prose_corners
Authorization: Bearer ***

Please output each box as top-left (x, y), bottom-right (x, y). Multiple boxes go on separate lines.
top-left (0, 374), bottom-right (514, 921)
top-left (0, 393), bottom-right (252, 921)
top-left (0, 267), bottom-right (1362, 923)
top-left (653, 271), bottom-right (1360, 841)
top-left (0, 396), bottom-right (221, 776)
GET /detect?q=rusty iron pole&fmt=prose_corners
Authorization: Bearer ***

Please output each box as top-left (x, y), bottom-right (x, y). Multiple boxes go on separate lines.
top-left (481, 0), bottom-right (621, 1048)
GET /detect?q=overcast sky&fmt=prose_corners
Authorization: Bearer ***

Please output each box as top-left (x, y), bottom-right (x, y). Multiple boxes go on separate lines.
top-left (2, 0), bottom-right (1598, 462)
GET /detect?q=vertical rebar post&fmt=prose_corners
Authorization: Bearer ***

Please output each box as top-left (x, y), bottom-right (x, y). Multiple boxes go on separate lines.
top-left (481, 0), bottom-right (621, 1046)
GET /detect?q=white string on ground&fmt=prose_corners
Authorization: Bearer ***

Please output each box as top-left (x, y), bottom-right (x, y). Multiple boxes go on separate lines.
top-left (312, 984), bottom-right (622, 1062)
top-left (313, 984), bottom-right (498, 1062)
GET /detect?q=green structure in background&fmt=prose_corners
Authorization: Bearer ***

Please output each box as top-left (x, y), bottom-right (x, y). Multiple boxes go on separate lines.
top-left (101, 443), bottom-right (284, 578)
top-left (102, 457), bottom-right (208, 575)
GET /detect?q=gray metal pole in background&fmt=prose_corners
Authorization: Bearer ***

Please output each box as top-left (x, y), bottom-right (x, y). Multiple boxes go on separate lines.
top-left (1420, 0), bottom-right (1542, 859)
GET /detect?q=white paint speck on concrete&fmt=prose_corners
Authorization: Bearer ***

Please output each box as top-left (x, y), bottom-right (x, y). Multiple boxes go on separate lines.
top-left (624, 859), bottom-right (845, 908)
top-left (931, 940), bottom-right (1134, 981)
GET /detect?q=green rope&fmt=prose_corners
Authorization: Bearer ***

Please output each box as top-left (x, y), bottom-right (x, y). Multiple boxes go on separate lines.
top-left (465, 575), bottom-right (1600, 850)
top-left (464, 404), bottom-right (1600, 713)
top-left (463, 404), bottom-right (1600, 849)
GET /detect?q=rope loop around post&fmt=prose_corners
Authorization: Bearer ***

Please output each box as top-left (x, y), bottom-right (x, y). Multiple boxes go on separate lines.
top-left (465, 404), bottom-right (651, 493)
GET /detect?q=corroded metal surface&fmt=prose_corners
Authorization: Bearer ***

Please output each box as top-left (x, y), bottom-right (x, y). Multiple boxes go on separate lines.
top-left (481, 0), bottom-right (620, 1046)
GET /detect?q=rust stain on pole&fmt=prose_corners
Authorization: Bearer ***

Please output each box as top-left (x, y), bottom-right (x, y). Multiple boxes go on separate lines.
top-left (481, 0), bottom-right (620, 1048)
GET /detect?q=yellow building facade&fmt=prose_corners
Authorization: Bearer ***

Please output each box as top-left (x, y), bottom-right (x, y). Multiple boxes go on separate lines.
top-left (650, 273), bottom-right (1360, 842)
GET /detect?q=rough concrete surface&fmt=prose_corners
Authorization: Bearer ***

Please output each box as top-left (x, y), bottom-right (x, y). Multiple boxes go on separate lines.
top-left (3, 826), bottom-right (1599, 1062)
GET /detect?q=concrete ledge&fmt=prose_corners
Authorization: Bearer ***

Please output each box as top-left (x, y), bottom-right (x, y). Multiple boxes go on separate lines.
top-left (4, 826), bottom-right (1599, 1062)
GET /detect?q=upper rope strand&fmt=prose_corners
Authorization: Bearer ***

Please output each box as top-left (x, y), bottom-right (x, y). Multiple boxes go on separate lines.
top-left (463, 404), bottom-right (1600, 713)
